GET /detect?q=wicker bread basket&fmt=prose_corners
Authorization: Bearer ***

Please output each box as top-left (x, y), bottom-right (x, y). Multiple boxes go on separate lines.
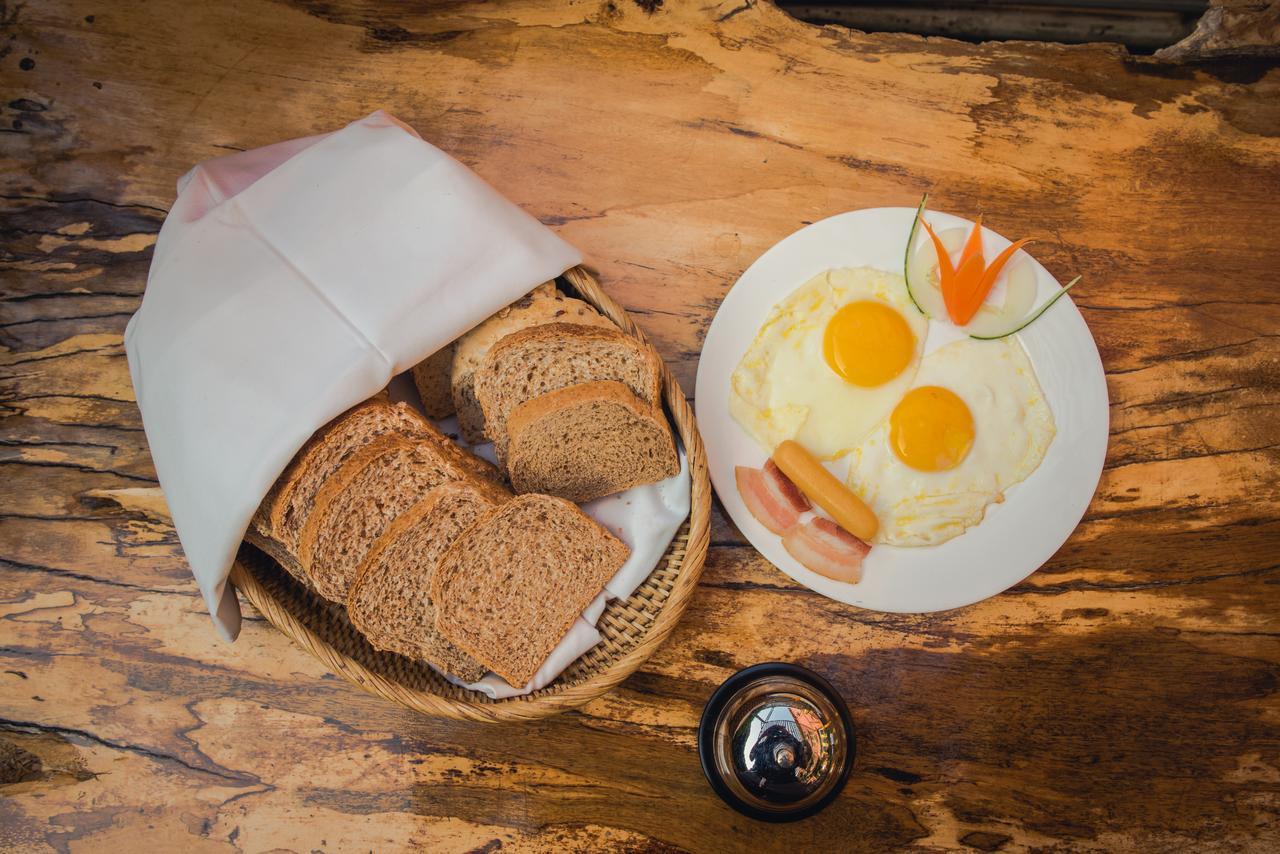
top-left (228, 266), bottom-right (711, 722)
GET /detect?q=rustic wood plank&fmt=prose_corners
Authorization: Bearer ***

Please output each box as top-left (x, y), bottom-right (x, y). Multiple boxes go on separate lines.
top-left (2, 0), bottom-right (1278, 851)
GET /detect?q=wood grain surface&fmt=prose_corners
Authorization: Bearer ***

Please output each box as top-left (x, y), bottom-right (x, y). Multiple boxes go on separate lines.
top-left (2, 0), bottom-right (1279, 851)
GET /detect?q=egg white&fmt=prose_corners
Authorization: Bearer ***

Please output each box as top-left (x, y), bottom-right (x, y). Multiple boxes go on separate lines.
top-left (729, 267), bottom-right (928, 461)
top-left (846, 336), bottom-right (1056, 547)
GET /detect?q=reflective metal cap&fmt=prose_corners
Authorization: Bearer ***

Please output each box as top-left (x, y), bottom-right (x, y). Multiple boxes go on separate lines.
top-left (698, 662), bottom-right (855, 822)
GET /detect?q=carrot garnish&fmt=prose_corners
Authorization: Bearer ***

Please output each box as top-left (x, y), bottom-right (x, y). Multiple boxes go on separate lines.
top-left (919, 218), bottom-right (954, 284)
top-left (958, 216), bottom-right (984, 268)
top-left (947, 252), bottom-right (987, 325)
top-left (933, 217), bottom-right (987, 325)
top-left (952, 238), bottom-right (1035, 325)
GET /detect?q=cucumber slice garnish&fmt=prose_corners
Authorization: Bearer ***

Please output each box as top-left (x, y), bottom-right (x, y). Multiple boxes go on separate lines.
top-left (910, 227), bottom-right (963, 322)
top-left (969, 276), bottom-right (1082, 340)
top-left (902, 194), bottom-right (928, 316)
top-left (963, 256), bottom-right (1037, 338)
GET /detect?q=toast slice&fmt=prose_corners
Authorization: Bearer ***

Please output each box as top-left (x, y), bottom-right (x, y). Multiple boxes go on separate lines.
top-left (432, 494), bottom-right (629, 687)
top-left (472, 323), bottom-right (662, 465)
top-left (411, 344), bottom-right (456, 419)
top-left (506, 380), bottom-right (679, 502)
top-left (256, 397), bottom-right (500, 553)
top-left (299, 434), bottom-right (510, 603)
top-left (347, 480), bottom-right (506, 682)
top-left (451, 287), bottom-right (613, 443)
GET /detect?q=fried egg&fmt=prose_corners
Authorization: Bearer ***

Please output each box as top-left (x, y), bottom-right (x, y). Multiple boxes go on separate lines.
top-left (730, 267), bottom-right (927, 460)
top-left (846, 336), bottom-right (1055, 546)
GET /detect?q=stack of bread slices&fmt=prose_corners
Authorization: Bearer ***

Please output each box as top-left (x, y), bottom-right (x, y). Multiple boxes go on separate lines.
top-left (415, 281), bottom-right (679, 500)
top-left (245, 283), bottom-right (679, 686)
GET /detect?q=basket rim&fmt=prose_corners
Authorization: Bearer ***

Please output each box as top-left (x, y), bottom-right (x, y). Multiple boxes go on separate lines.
top-left (231, 265), bottom-right (712, 722)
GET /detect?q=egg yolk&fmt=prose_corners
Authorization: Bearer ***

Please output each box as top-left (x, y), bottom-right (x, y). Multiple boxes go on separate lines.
top-left (889, 386), bottom-right (975, 472)
top-left (823, 301), bottom-right (916, 387)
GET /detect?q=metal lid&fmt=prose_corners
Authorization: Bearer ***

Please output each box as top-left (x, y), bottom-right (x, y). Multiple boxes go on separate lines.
top-left (698, 662), bottom-right (855, 822)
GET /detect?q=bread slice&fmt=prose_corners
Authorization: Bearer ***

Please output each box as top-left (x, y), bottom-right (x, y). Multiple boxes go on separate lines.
top-left (299, 434), bottom-right (510, 603)
top-left (473, 323), bottom-right (662, 465)
top-left (411, 344), bottom-right (456, 419)
top-left (243, 523), bottom-right (313, 591)
top-left (404, 404), bottom-right (505, 488)
top-left (506, 381), bottom-right (679, 502)
top-left (346, 480), bottom-right (506, 681)
top-left (431, 494), bottom-right (630, 687)
top-left (257, 395), bottom-right (414, 551)
top-left (257, 396), bottom-right (501, 553)
top-left (451, 288), bottom-right (614, 443)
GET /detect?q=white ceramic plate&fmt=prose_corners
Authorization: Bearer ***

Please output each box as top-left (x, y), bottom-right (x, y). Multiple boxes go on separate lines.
top-left (696, 207), bottom-right (1109, 612)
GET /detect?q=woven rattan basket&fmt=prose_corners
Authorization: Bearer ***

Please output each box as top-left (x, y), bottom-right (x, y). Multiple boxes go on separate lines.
top-left (228, 266), bottom-right (710, 722)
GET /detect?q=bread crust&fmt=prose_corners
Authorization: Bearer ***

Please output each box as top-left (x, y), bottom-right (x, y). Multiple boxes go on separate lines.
top-left (506, 379), bottom-right (657, 435)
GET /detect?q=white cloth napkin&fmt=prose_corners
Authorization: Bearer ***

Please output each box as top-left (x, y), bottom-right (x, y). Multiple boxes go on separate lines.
top-left (125, 111), bottom-right (581, 641)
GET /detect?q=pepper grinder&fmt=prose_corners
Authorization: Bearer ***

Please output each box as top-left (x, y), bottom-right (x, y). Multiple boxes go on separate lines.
top-left (697, 662), bottom-right (855, 822)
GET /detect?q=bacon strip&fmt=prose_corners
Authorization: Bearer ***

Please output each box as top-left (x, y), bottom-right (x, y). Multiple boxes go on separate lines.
top-left (782, 517), bottom-right (870, 584)
top-left (764, 459), bottom-right (810, 514)
top-left (736, 462), bottom-right (811, 535)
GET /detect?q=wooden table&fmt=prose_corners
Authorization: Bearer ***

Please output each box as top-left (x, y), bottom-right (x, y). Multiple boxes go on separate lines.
top-left (3, 1), bottom-right (1278, 851)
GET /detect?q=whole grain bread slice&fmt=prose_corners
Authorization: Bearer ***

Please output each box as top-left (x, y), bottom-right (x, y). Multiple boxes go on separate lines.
top-left (411, 344), bottom-right (456, 419)
top-left (472, 323), bottom-right (662, 465)
top-left (257, 396), bottom-right (501, 553)
top-left (506, 380), bottom-right (679, 502)
top-left (431, 494), bottom-right (630, 687)
top-left (347, 480), bottom-right (507, 682)
top-left (299, 433), bottom-right (510, 604)
top-left (407, 405), bottom-right (505, 487)
top-left (451, 288), bottom-right (614, 443)
top-left (257, 395), bottom-right (414, 551)
top-left (243, 523), bottom-right (312, 591)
